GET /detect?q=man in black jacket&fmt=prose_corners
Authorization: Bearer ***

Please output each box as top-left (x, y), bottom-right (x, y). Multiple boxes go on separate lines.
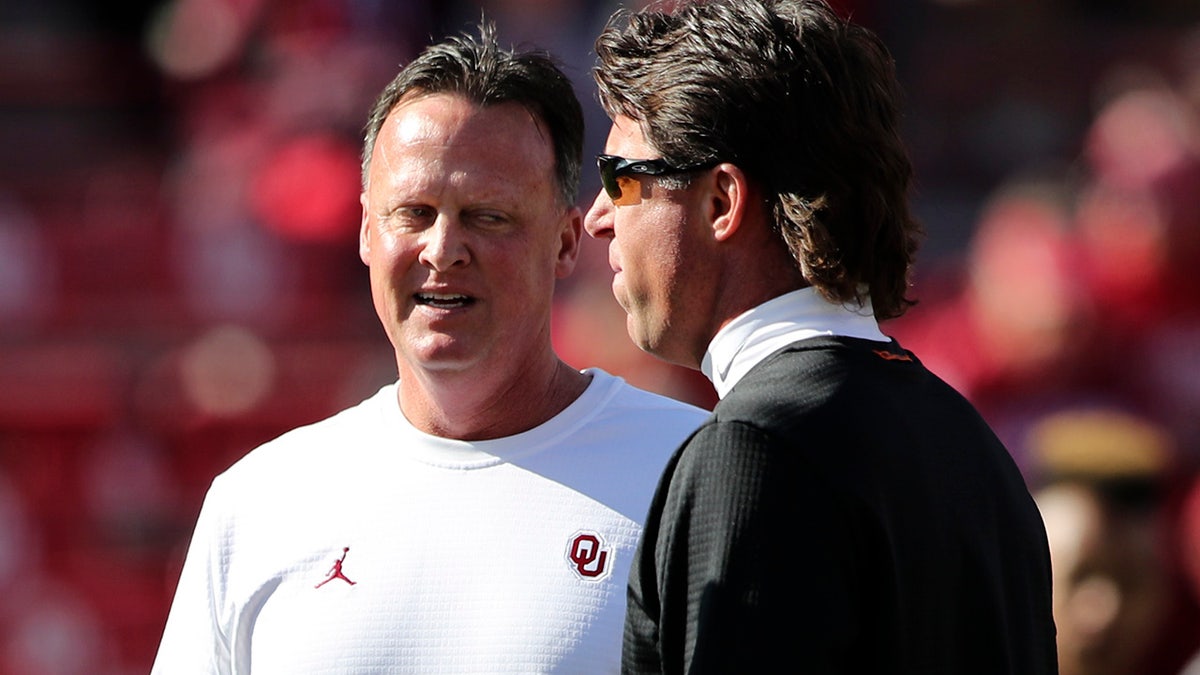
top-left (582, 1), bottom-right (1059, 672)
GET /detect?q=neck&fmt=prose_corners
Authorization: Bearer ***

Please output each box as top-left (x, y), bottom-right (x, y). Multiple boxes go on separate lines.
top-left (396, 356), bottom-right (590, 441)
top-left (701, 250), bottom-right (808, 366)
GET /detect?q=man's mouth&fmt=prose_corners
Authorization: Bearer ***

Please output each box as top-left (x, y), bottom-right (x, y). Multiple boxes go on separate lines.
top-left (414, 293), bottom-right (474, 309)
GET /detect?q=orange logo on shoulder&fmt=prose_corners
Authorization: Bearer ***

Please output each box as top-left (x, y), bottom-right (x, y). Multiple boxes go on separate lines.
top-left (874, 349), bottom-right (912, 362)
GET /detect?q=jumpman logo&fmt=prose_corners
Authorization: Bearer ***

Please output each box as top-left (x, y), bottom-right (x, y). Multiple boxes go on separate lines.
top-left (315, 547), bottom-right (357, 588)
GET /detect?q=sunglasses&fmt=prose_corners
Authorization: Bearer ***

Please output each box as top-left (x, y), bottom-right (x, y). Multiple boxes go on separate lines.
top-left (596, 154), bottom-right (717, 206)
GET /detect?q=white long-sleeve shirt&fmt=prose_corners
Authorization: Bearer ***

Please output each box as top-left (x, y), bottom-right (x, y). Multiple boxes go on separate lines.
top-left (152, 369), bottom-right (707, 674)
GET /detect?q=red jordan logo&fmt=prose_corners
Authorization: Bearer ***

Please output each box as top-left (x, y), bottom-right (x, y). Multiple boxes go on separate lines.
top-left (315, 547), bottom-right (357, 588)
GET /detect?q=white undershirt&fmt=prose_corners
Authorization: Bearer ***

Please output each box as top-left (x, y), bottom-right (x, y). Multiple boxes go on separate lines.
top-left (701, 287), bottom-right (890, 399)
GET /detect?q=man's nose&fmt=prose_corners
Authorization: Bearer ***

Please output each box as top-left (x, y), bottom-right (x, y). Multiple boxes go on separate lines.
top-left (418, 215), bottom-right (470, 270)
top-left (583, 189), bottom-right (614, 240)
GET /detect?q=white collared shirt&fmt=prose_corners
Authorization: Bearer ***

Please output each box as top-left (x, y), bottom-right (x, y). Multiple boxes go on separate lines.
top-left (700, 288), bottom-right (890, 399)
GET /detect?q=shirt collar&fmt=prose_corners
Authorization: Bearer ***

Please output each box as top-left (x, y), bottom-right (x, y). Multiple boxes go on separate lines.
top-left (700, 287), bottom-right (890, 399)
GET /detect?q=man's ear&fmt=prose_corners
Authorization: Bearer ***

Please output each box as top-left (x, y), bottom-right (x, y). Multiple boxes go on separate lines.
top-left (358, 192), bottom-right (372, 264)
top-left (707, 163), bottom-right (750, 242)
top-left (555, 205), bottom-right (584, 279)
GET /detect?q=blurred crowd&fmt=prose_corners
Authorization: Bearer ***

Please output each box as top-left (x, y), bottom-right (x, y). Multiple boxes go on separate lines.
top-left (1, 0), bottom-right (1199, 672)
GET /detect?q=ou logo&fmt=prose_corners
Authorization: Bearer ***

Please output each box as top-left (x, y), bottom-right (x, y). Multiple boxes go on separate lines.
top-left (566, 531), bottom-right (613, 581)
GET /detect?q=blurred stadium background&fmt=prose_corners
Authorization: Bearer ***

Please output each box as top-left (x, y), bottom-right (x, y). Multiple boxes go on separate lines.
top-left (2, 0), bottom-right (1200, 672)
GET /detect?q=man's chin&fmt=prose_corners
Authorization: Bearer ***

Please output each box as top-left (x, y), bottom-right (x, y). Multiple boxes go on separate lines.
top-left (627, 317), bottom-right (664, 359)
top-left (399, 339), bottom-right (479, 374)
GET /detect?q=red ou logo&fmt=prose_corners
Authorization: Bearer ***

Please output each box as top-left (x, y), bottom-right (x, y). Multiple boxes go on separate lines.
top-left (566, 531), bottom-right (612, 581)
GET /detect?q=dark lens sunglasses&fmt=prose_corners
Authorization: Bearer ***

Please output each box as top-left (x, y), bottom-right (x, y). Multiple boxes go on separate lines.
top-left (596, 154), bottom-right (717, 206)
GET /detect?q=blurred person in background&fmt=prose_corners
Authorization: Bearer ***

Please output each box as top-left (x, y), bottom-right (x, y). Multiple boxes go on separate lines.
top-left (1178, 470), bottom-right (1200, 675)
top-left (1076, 78), bottom-right (1200, 456)
top-left (884, 177), bottom-right (1107, 459)
top-left (890, 179), bottom-right (1097, 407)
top-left (584, 0), bottom-right (1057, 672)
top-left (1027, 407), bottom-right (1193, 675)
top-left (151, 23), bottom-right (707, 673)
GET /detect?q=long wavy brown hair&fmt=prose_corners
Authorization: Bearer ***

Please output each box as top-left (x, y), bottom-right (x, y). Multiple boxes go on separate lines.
top-left (594, 0), bottom-right (922, 320)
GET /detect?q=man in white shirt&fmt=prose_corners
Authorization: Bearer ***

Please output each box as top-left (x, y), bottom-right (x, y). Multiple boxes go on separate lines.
top-left (152, 23), bottom-right (707, 674)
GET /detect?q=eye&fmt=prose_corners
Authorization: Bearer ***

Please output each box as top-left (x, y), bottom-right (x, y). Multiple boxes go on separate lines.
top-left (383, 205), bottom-right (436, 229)
top-left (467, 210), bottom-right (512, 229)
top-left (404, 205), bottom-right (435, 219)
top-left (610, 175), bottom-right (644, 206)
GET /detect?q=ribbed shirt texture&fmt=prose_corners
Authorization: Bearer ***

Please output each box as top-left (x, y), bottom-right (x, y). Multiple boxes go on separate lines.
top-left (153, 369), bottom-right (708, 674)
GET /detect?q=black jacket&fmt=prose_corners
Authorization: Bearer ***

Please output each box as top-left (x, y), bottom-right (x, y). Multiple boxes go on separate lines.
top-left (624, 336), bottom-right (1058, 674)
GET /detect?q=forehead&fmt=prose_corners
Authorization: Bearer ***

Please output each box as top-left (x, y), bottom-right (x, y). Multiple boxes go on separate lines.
top-left (604, 115), bottom-right (657, 157)
top-left (370, 94), bottom-right (558, 186)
